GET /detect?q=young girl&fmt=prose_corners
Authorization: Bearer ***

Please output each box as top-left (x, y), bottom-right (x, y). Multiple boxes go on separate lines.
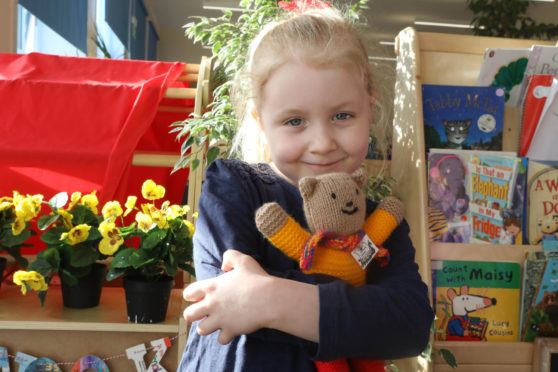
top-left (179, 6), bottom-right (433, 372)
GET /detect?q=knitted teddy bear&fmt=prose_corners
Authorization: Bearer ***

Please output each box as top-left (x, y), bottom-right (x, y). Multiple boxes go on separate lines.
top-left (255, 168), bottom-right (404, 372)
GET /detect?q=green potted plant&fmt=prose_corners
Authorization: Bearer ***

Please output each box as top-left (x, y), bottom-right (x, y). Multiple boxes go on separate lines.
top-left (104, 179), bottom-right (195, 323)
top-left (0, 191), bottom-right (42, 287)
top-left (13, 190), bottom-right (108, 308)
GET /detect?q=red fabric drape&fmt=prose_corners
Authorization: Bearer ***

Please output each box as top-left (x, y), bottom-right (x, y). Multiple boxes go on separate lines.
top-left (0, 53), bottom-right (192, 253)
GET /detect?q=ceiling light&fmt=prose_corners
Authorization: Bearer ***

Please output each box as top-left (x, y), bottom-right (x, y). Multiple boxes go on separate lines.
top-left (368, 56), bottom-right (396, 62)
top-left (414, 20), bottom-right (475, 29)
top-left (379, 41), bottom-right (395, 46)
top-left (203, 0), bottom-right (243, 11)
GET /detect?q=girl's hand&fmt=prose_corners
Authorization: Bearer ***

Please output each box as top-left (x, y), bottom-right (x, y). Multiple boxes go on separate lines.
top-left (183, 249), bottom-right (276, 344)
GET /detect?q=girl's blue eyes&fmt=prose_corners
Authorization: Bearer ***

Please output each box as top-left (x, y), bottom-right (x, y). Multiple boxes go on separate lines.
top-left (284, 113), bottom-right (352, 126)
top-left (334, 112), bottom-right (352, 121)
top-left (286, 118), bottom-right (303, 127)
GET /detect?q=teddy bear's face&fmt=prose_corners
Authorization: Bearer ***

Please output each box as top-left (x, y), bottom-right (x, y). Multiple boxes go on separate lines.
top-left (300, 170), bottom-right (367, 236)
top-left (538, 215), bottom-right (558, 234)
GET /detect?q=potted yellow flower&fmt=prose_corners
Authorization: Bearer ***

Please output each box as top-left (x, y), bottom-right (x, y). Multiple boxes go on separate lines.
top-left (104, 179), bottom-right (195, 323)
top-left (13, 190), bottom-right (107, 307)
top-left (0, 191), bottom-right (42, 286)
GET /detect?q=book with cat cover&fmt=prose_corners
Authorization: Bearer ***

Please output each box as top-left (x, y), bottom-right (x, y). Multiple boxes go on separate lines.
top-left (518, 74), bottom-right (554, 157)
top-left (432, 260), bottom-right (521, 342)
top-left (476, 48), bottom-right (530, 106)
top-left (526, 160), bottom-right (558, 245)
top-left (422, 84), bottom-right (505, 153)
top-left (469, 153), bottom-right (524, 245)
top-left (522, 258), bottom-right (558, 341)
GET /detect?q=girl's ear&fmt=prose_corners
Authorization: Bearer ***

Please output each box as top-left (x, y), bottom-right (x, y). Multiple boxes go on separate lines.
top-left (351, 168), bottom-right (368, 189)
top-left (299, 177), bottom-right (318, 200)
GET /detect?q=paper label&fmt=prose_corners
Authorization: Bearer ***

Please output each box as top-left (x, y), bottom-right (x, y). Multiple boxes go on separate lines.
top-left (351, 234), bottom-right (378, 269)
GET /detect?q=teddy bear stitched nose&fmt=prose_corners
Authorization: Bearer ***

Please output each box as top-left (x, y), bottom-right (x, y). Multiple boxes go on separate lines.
top-left (346, 201), bottom-right (353, 207)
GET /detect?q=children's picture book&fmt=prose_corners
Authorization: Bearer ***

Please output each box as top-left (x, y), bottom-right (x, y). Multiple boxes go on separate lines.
top-left (522, 258), bottom-right (558, 341)
top-left (526, 78), bottom-right (558, 162)
top-left (476, 48), bottom-right (530, 106)
top-left (428, 149), bottom-right (524, 244)
top-left (518, 45), bottom-right (558, 108)
top-left (432, 260), bottom-right (521, 342)
top-left (422, 84), bottom-right (505, 153)
top-left (469, 153), bottom-right (525, 245)
top-left (520, 251), bottom-right (558, 340)
top-left (519, 74), bottom-right (554, 157)
top-left (526, 160), bottom-right (558, 245)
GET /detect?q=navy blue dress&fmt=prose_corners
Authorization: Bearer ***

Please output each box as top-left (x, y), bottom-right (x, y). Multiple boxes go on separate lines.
top-left (179, 159), bottom-right (433, 372)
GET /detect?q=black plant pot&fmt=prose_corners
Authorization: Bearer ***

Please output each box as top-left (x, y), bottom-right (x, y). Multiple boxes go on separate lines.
top-left (0, 257), bottom-right (6, 289)
top-left (123, 275), bottom-right (174, 324)
top-left (61, 263), bottom-right (105, 309)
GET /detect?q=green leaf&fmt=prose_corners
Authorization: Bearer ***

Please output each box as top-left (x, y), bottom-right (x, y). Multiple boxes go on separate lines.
top-left (70, 246), bottom-right (99, 267)
top-left (2, 229), bottom-right (31, 248)
top-left (129, 249), bottom-right (155, 269)
top-left (104, 267), bottom-right (124, 282)
top-left (206, 146), bottom-right (220, 164)
top-left (40, 227), bottom-right (66, 245)
top-left (60, 269), bottom-right (78, 286)
top-left (439, 348), bottom-right (458, 369)
top-left (141, 229), bottom-right (167, 249)
top-left (111, 248), bottom-right (136, 269)
top-left (38, 214), bottom-right (60, 231)
top-left (192, 158), bottom-right (200, 171)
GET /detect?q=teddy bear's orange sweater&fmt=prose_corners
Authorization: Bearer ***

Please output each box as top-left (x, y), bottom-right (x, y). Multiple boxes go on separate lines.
top-left (266, 198), bottom-right (402, 286)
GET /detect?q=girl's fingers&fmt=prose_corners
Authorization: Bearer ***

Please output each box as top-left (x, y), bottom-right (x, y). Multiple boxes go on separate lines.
top-left (183, 280), bottom-right (216, 302)
top-left (221, 249), bottom-right (244, 272)
top-left (218, 330), bottom-right (234, 345)
top-left (183, 301), bottom-right (210, 323)
top-left (196, 315), bottom-right (221, 337)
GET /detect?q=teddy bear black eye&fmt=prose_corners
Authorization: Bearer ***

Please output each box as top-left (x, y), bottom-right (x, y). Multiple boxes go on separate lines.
top-left (331, 192), bottom-right (336, 199)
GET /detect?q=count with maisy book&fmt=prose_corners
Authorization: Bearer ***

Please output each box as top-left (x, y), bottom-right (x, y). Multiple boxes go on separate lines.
top-left (445, 285), bottom-right (495, 341)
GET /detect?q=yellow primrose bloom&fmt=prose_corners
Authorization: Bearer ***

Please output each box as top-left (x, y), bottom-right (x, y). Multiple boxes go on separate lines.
top-left (141, 203), bottom-right (157, 216)
top-left (102, 201), bottom-right (123, 221)
top-left (167, 204), bottom-right (189, 220)
top-left (141, 179), bottom-right (165, 201)
top-left (60, 224), bottom-right (91, 245)
top-left (11, 217), bottom-right (26, 236)
top-left (124, 196), bottom-right (137, 217)
top-left (30, 194), bottom-right (43, 212)
top-left (193, 211), bottom-right (199, 220)
top-left (136, 212), bottom-right (154, 233)
top-left (98, 222), bottom-right (123, 255)
top-left (15, 197), bottom-right (36, 222)
top-left (185, 220), bottom-right (195, 238)
top-left (151, 209), bottom-right (168, 229)
top-left (12, 191), bottom-right (23, 205)
top-left (81, 191), bottom-right (99, 214)
top-left (68, 192), bottom-right (82, 210)
top-left (13, 270), bottom-right (48, 295)
top-left (58, 209), bottom-right (74, 230)
top-left (0, 201), bottom-right (12, 212)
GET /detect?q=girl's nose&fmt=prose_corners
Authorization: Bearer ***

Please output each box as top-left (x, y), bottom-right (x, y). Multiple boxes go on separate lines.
top-left (309, 123), bottom-right (337, 153)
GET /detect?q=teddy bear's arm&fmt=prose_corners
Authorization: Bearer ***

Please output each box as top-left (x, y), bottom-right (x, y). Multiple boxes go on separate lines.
top-left (363, 196), bottom-right (404, 246)
top-left (255, 202), bottom-right (310, 260)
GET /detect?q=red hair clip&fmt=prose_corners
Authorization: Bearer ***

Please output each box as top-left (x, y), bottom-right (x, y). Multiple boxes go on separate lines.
top-left (278, 0), bottom-right (332, 13)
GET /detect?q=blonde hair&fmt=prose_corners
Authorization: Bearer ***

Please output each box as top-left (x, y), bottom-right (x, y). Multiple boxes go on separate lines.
top-left (231, 7), bottom-right (391, 164)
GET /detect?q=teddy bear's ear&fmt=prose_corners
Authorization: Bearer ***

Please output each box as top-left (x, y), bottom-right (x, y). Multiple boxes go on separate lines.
top-left (351, 168), bottom-right (368, 189)
top-left (299, 177), bottom-right (318, 199)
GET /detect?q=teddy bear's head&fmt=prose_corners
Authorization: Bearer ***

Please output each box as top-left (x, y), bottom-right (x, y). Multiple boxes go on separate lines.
top-left (299, 168), bottom-right (367, 236)
top-left (538, 215), bottom-right (558, 234)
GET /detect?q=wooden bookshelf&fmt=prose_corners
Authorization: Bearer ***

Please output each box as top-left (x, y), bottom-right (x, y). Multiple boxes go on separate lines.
top-left (391, 28), bottom-right (555, 371)
top-left (0, 285), bottom-right (185, 371)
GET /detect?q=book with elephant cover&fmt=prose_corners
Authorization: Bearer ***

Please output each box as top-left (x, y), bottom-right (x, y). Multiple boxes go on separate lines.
top-left (422, 84), bottom-right (505, 154)
top-left (427, 149), bottom-right (523, 244)
top-left (526, 159), bottom-right (558, 246)
top-left (432, 260), bottom-right (521, 342)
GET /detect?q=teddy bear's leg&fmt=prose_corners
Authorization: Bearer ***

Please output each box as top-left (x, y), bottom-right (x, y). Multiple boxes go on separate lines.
top-left (314, 359), bottom-right (351, 372)
top-left (349, 358), bottom-right (385, 372)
